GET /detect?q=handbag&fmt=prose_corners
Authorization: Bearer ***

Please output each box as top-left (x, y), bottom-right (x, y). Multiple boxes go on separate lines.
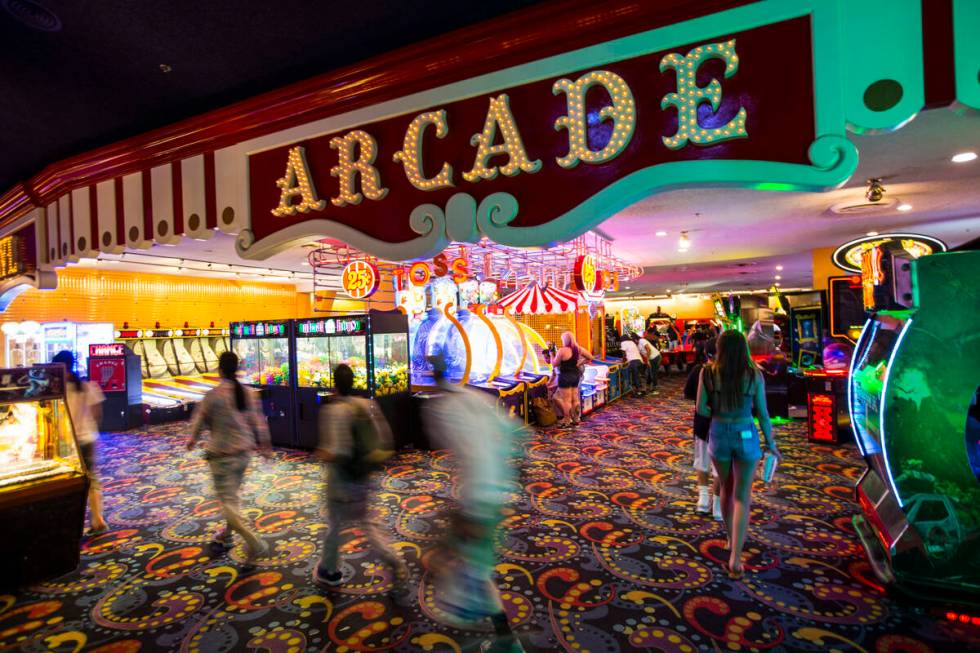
top-left (693, 367), bottom-right (712, 441)
top-left (531, 396), bottom-right (557, 427)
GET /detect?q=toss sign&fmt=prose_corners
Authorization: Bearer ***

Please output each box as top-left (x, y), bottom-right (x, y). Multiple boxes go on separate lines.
top-left (342, 260), bottom-right (380, 299)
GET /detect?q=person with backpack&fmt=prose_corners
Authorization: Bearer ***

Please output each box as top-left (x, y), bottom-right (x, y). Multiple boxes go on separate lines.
top-left (424, 351), bottom-right (525, 652)
top-left (187, 351), bottom-right (272, 569)
top-left (52, 350), bottom-right (108, 535)
top-left (314, 363), bottom-right (406, 587)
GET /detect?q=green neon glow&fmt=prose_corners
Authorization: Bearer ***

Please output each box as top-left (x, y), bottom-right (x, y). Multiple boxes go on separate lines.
top-left (753, 182), bottom-right (797, 191)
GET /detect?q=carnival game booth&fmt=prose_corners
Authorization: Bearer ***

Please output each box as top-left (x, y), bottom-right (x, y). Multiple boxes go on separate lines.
top-left (0, 364), bottom-right (88, 588)
top-left (230, 320), bottom-right (293, 446)
top-left (294, 312), bottom-right (409, 449)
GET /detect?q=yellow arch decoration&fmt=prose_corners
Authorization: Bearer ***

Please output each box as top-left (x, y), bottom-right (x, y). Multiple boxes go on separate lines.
top-left (443, 303), bottom-right (471, 386)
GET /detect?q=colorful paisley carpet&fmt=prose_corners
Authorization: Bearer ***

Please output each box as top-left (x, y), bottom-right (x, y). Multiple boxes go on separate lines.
top-left (4, 377), bottom-right (980, 652)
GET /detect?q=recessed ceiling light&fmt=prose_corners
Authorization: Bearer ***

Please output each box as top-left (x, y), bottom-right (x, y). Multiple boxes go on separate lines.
top-left (775, 275), bottom-right (781, 280)
top-left (952, 151), bottom-right (978, 163)
top-left (866, 230), bottom-right (879, 236)
top-left (655, 231), bottom-right (667, 237)
top-left (774, 282), bottom-right (780, 286)
top-left (897, 203), bottom-right (912, 212)
top-left (625, 286), bottom-right (631, 289)
top-left (775, 265), bottom-right (783, 271)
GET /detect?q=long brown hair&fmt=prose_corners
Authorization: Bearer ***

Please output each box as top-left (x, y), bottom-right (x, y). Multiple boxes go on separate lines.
top-left (709, 330), bottom-right (757, 412)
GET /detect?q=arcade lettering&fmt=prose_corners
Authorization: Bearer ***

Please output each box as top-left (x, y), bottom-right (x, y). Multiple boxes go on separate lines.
top-left (0, 235), bottom-right (26, 281)
top-left (393, 252), bottom-right (470, 290)
top-left (270, 39), bottom-right (747, 217)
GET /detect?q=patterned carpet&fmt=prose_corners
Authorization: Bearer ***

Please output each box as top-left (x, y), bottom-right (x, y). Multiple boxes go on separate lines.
top-left (3, 376), bottom-right (980, 652)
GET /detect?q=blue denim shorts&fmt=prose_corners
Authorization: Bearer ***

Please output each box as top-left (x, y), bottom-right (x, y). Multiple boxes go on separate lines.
top-left (708, 421), bottom-right (762, 463)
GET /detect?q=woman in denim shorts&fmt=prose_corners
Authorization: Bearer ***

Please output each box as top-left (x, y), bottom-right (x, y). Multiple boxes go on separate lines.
top-left (696, 330), bottom-right (781, 578)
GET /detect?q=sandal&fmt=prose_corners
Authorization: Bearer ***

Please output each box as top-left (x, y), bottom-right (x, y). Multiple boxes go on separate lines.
top-left (725, 562), bottom-right (745, 580)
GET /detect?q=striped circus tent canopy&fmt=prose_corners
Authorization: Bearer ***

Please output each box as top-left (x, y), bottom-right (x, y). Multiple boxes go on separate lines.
top-left (495, 282), bottom-right (580, 314)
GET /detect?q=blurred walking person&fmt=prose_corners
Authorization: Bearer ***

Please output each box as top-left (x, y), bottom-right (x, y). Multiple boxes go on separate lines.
top-left (53, 350), bottom-right (108, 535)
top-left (314, 363), bottom-right (406, 587)
top-left (187, 351), bottom-right (271, 569)
top-left (426, 352), bottom-right (525, 653)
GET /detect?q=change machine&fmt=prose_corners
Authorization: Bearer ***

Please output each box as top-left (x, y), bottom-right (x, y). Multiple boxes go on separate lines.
top-left (850, 249), bottom-right (980, 599)
top-left (88, 343), bottom-right (143, 431)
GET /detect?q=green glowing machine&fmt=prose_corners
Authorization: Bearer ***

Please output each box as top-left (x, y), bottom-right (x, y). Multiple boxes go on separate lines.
top-left (850, 247), bottom-right (980, 600)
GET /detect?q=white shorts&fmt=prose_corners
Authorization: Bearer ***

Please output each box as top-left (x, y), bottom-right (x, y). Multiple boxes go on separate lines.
top-left (693, 437), bottom-right (712, 473)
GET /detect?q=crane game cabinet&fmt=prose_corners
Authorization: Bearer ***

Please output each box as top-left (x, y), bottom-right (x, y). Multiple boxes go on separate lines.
top-left (294, 311), bottom-right (410, 449)
top-left (850, 247), bottom-right (980, 602)
top-left (0, 364), bottom-right (88, 587)
top-left (230, 320), bottom-right (293, 446)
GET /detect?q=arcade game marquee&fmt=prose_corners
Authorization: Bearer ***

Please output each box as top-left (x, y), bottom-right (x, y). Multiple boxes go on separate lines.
top-left (848, 241), bottom-right (980, 600)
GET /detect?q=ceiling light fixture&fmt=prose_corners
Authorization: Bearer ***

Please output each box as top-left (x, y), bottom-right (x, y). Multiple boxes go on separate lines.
top-left (678, 231), bottom-right (691, 251)
top-left (866, 230), bottom-right (879, 236)
top-left (774, 282), bottom-right (781, 286)
top-left (897, 203), bottom-right (912, 212)
top-left (775, 265), bottom-right (783, 271)
top-left (775, 275), bottom-right (781, 280)
top-left (952, 151), bottom-right (977, 163)
top-left (655, 231), bottom-right (667, 237)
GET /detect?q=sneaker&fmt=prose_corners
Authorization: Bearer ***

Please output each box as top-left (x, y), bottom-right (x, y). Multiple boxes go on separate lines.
top-left (210, 528), bottom-right (233, 551)
top-left (241, 539), bottom-right (269, 571)
top-left (696, 491), bottom-right (711, 514)
top-left (314, 567), bottom-right (344, 587)
top-left (712, 496), bottom-right (724, 522)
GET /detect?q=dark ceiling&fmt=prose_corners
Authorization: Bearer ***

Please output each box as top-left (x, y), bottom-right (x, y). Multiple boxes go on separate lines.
top-left (0, 0), bottom-right (546, 192)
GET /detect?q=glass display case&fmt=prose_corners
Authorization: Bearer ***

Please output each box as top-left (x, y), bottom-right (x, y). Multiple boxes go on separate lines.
top-left (0, 364), bottom-right (88, 588)
top-left (294, 312), bottom-right (410, 448)
top-left (230, 320), bottom-right (293, 446)
top-left (373, 332), bottom-right (408, 396)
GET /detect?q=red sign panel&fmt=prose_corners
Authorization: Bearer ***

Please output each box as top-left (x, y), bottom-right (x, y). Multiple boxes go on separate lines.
top-left (89, 357), bottom-right (127, 392)
top-left (246, 17), bottom-right (816, 260)
top-left (341, 260), bottom-right (380, 299)
top-left (90, 343), bottom-right (126, 357)
top-left (807, 392), bottom-right (837, 443)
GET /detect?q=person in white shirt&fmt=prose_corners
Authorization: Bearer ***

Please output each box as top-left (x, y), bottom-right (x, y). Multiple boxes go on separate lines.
top-left (53, 350), bottom-right (107, 535)
top-left (619, 333), bottom-right (645, 397)
top-left (638, 335), bottom-right (661, 391)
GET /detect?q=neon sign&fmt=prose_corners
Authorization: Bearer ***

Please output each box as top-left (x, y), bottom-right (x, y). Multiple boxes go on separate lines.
top-left (89, 344), bottom-right (126, 357)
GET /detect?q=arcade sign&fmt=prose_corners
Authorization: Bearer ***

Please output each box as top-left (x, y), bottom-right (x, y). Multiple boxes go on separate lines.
top-left (341, 260), bottom-right (380, 299)
top-left (574, 255), bottom-right (598, 293)
top-left (0, 235), bottom-right (28, 281)
top-left (296, 317), bottom-right (367, 336)
top-left (831, 233), bottom-right (947, 274)
top-left (231, 321), bottom-right (290, 338)
top-left (89, 343), bottom-right (126, 357)
top-left (243, 12), bottom-right (858, 262)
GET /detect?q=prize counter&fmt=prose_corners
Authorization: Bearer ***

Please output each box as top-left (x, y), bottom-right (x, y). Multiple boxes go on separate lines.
top-left (0, 364), bottom-right (88, 588)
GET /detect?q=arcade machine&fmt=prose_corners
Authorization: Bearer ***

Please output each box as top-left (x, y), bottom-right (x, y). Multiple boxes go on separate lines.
top-left (0, 364), bottom-right (88, 587)
top-left (188, 327), bottom-right (224, 373)
top-left (40, 322), bottom-right (114, 376)
top-left (789, 302), bottom-right (824, 368)
top-left (231, 320), bottom-right (293, 446)
top-left (87, 343), bottom-right (146, 429)
top-left (114, 326), bottom-right (192, 421)
top-left (486, 311), bottom-right (552, 423)
top-left (850, 247), bottom-right (980, 600)
top-left (293, 312), bottom-right (409, 449)
top-left (2, 320), bottom-right (41, 368)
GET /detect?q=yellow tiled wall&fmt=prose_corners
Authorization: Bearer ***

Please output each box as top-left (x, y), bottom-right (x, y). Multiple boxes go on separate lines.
top-left (1, 268), bottom-right (315, 327)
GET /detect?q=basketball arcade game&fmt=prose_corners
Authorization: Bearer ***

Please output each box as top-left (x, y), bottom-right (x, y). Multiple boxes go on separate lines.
top-left (847, 238), bottom-right (980, 600)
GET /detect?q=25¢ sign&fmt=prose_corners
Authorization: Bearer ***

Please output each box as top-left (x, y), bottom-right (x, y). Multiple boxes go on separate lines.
top-left (342, 260), bottom-right (380, 299)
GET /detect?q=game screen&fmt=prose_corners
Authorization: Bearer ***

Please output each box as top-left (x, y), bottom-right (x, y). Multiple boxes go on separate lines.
top-left (849, 315), bottom-right (907, 455)
top-left (829, 277), bottom-right (867, 339)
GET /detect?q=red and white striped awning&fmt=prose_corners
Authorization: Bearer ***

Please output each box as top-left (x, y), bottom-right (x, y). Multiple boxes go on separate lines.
top-left (495, 282), bottom-right (579, 314)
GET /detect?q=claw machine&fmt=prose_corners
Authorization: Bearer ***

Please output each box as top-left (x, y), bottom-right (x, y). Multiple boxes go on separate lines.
top-left (0, 364), bottom-right (88, 588)
top-left (294, 311), bottom-right (409, 449)
top-left (230, 320), bottom-right (293, 447)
